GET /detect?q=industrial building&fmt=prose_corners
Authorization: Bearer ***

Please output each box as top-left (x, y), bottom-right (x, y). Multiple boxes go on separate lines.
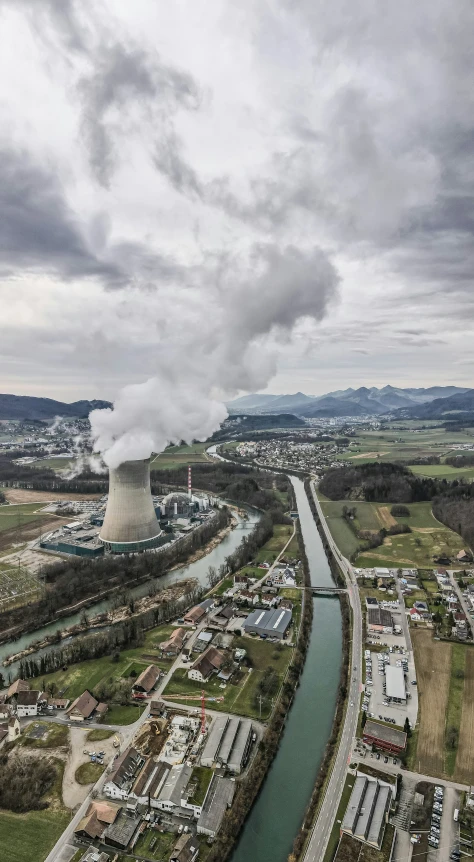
top-left (363, 720), bottom-right (407, 754)
top-left (367, 608), bottom-right (394, 634)
top-left (201, 715), bottom-right (253, 773)
top-left (197, 775), bottom-right (236, 837)
top-left (384, 666), bottom-right (406, 702)
top-left (341, 775), bottom-right (392, 849)
top-left (244, 607), bottom-right (292, 640)
top-left (99, 459), bottom-right (164, 553)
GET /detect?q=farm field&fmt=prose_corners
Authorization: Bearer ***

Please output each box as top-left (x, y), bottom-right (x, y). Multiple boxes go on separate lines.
top-left (337, 426), bottom-right (474, 468)
top-left (455, 648), bottom-right (474, 783)
top-left (0, 808), bottom-right (70, 862)
top-left (150, 442), bottom-right (210, 471)
top-left (411, 629), bottom-right (452, 777)
top-left (162, 635), bottom-right (293, 721)
top-left (320, 498), bottom-right (465, 567)
top-left (410, 463), bottom-right (474, 480)
top-left (255, 522), bottom-right (294, 563)
top-left (32, 457), bottom-right (75, 472)
top-left (0, 502), bottom-right (52, 533)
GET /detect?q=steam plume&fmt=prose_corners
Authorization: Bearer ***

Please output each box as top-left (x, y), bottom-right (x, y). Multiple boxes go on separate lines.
top-left (89, 242), bottom-right (339, 467)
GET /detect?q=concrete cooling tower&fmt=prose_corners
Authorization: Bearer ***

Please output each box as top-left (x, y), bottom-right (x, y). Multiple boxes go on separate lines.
top-left (99, 458), bottom-right (162, 553)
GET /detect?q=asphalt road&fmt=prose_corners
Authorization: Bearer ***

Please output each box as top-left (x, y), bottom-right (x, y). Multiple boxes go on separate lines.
top-left (302, 481), bottom-right (363, 862)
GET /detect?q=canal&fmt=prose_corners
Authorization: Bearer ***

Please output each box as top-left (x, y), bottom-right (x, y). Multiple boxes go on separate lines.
top-left (230, 476), bottom-right (343, 862)
top-left (0, 505), bottom-right (261, 676)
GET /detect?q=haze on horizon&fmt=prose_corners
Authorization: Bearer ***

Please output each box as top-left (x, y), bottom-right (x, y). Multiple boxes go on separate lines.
top-left (1, 0), bottom-right (473, 405)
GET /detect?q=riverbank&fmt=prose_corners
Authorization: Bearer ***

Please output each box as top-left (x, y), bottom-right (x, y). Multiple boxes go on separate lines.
top-left (3, 577), bottom-right (197, 667)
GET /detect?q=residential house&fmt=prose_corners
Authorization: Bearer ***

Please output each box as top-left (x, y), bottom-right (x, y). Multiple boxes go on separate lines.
top-left (6, 679), bottom-right (29, 702)
top-left (280, 599), bottom-right (293, 611)
top-left (160, 628), bottom-right (185, 655)
top-left (170, 834), bottom-right (200, 862)
top-left (74, 801), bottom-right (120, 842)
top-left (188, 647), bottom-right (225, 682)
top-left (184, 606), bottom-right (206, 625)
top-left (234, 574), bottom-right (249, 586)
top-left (237, 590), bottom-right (259, 606)
top-left (0, 716), bottom-right (20, 747)
top-left (193, 632), bottom-right (213, 654)
top-left (457, 550), bottom-right (473, 564)
top-left (408, 608), bottom-right (422, 622)
top-left (66, 690), bottom-right (100, 722)
top-left (103, 747), bottom-right (145, 801)
top-left (16, 689), bottom-right (47, 717)
top-left (260, 594), bottom-right (279, 608)
top-left (212, 605), bottom-right (235, 629)
top-left (132, 665), bottom-right (161, 696)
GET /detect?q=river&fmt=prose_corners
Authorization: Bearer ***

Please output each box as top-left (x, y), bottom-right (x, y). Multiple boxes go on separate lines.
top-left (230, 476), bottom-right (343, 862)
top-left (0, 505), bottom-right (260, 677)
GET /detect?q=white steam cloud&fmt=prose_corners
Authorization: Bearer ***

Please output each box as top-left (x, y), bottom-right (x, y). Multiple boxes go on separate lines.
top-left (89, 242), bottom-right (339, 468)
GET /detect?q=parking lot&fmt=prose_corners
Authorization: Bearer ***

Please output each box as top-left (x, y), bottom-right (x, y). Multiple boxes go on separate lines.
top-left (362, 647), bottom-right (419, 728)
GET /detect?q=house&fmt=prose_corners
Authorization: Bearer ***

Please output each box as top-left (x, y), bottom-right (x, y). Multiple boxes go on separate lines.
top-left (280, 599), bottom-right (293, 611)
top-left (261, 594), bottom-right (279, 608)
top-left (413, 601), bottom-right (429, 613)
top-left (132, 665), bottom-right (161, 696)
top-left (237, 590), bottom-right (259, 606)
top-left (0, 703), bottom-right (13, 721)
top-left (365, 597), bottom-right (379, 610)
top-left (184, 606), bottom-right (206, 625)
top-left (408, 608), bottom-right (422, 622)
top-left (213, 605), bottom-right (235, 629)
top-left (103, 747), bottom-right (144, 800)
top-left (74, 801), bottom-right (120, 842)
top-left (16, 689), bottom-right (47, 717)
top-left (0, 716), bottom-right (20, 747)
top-left (234, 574), bottom-right (249, 586)
top-left (457, 550), bottom-right (473, 563)
top-left (199, 598), bottom-right (215, 613)
top-left (160, 628), bottom-right (185, 655)
top-left (103, 809), bottom-right (142, 850)
top-left (188, 647), bottom-right (225, 682)
top-left (170, 834), bottom-right (200, 862)
top-left (149, 698), bottom-right (166, 717)
top-left (6, 679), bottom-right (29, 701)
top-left (66, 690), bottom-right (99, 722)
top-left (48, 698), bottom-right (70, 710)
top-left (79, 847), bottom-right (110, 862)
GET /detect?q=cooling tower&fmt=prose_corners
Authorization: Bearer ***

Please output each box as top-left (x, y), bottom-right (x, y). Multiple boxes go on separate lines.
top-left (99, 458), bottom-right (162, 553)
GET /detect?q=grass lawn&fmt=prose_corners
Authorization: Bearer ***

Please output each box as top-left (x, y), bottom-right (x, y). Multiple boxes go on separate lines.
top-left (75, 761), bottom-right (105, 784)
top-left (323, 773), bottom-right (355, 862)
top-left (133, 828), bottom-right (175, 861)
top-left (211, 577), bottom-right (234, 596)
top-left (283, 533), bottom-right (300, 562)
top-left (86, 728), bottom-right (114, 742)
top-left (0, 808), bottom-right (71, 862)
top-left (255, 524), bottom-right (294, 564)
top-left (187, 766), bottom-right (213, 805)
top-left (150, 443), bottom-right (210, 471)
top-left (163, 634), bottom-right (292, 721)
top-left (32, 457), bottom-right (75, 472)
top-left (357, 524), bottom-right (465, 569)
top-left (106, 704), bottom-right (142, 725)
top-left (19, 721), bottom-right (69, 749)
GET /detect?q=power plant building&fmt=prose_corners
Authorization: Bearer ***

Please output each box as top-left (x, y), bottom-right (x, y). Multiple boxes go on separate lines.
top-left (99, 459), bottom-right (164, 554)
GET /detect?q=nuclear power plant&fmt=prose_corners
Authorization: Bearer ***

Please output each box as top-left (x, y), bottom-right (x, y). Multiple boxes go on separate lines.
top-left (99, 458), bottom-right (163, 553)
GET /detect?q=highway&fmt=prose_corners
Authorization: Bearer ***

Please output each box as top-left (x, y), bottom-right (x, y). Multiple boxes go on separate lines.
top-left (302, 480), bottom-right (363, 862)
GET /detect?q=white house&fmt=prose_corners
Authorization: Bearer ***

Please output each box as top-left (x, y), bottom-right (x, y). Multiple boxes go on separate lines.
top-left (16, 690), bottom-right (46, 717)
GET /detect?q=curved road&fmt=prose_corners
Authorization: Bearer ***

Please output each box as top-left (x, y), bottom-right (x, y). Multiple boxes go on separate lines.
top-left (303, 480), bottom-right (363, 862)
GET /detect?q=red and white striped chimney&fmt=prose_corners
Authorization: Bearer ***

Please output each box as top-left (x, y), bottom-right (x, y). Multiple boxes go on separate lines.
top-left (188, 465), bottom-right (192, 500)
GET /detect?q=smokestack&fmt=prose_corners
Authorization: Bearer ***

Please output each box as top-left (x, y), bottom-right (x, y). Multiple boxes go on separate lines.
top-left (188, 465), bottom-right (192, 501)
top-left (99, 459), bottom-right (162, 553)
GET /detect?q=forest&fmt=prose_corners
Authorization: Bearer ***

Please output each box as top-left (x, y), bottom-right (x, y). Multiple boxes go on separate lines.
top-left (0, 754), bottom-right (56, 812)
top-left (319, 461), bottom-right (459, 503)
top-left (432, 484), bottom-right (474, 550)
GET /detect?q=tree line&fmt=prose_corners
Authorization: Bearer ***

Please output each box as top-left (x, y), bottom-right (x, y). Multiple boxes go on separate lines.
top-left (319, 461), bottom-right (464, 504)
top-left (0, 507), bottom-right (230, 638)
top-left (0, 755), bottom-right (56, 812)
top-left (432, 484), bottom-right (474, 550)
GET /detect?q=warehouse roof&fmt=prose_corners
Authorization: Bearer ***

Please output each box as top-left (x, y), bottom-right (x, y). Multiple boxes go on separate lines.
top-left (197, 775), bottom-right (235, 835)
top-left (367, 608), bottom-right (393, 628)
top-left (364, 720), bottom-right (407, 748)
top-left (385, 666), bottom-right (406, 700)
top-left (341, 776), bottom-right (392, 848)
top-left (201, 716), bottom-right (228, 766)
top-left (228, 719), bottom-right (253, 771)
top-left (244, 607), bottom-right (292, 635)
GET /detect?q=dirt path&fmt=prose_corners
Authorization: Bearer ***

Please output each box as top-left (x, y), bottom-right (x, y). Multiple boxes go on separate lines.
top-left (412, 629), bottom-right (452, 777)
top-left (377, 506), bottom-right (397, 528)
top-left (455, 649), bottom-right (474, 783)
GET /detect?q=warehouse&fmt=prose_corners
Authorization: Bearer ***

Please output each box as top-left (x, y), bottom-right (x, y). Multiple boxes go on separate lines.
top-left (385, 666), bottom-right (406, 702)
top-left (197, 775), bottom-right (235, 837)
top-left (363, 720), bottom-right (407, 754)
top-left (243, 608), bottom-right (292, 640)
top-left (341, 775), bottom-right (392, 849)
top-left (367, 608), bottom-right (393, 634)
top-left (200, 716), bottom-right (254, 774)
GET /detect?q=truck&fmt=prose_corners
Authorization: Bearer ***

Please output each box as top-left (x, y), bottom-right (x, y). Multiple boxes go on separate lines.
top-left (454, 809), bottom-right (459, 822)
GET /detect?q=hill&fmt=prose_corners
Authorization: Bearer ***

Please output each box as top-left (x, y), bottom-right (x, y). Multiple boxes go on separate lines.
top-left (393, 389), bottom-right (474, 419)
top-left (0, 394), bottom-right (111, 420)
top-left (226, 386), bottom-right (470, 417)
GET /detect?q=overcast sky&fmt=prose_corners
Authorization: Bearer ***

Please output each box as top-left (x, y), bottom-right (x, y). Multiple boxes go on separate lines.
top-left (1, 0), bottom-right (473, 402)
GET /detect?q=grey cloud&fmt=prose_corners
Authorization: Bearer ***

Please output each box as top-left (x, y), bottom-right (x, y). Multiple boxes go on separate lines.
top-left (0, 0), bottom-right (88, 53)
top-left (152, 130), bottom-right (202, 197)
top-left (0, 147), bottom-right (120, 282)
top-left (79, 43), bottom-right (201, 188)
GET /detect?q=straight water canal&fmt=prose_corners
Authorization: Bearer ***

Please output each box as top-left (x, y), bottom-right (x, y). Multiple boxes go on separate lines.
top-left (230, 477), bottom-right (343, 862)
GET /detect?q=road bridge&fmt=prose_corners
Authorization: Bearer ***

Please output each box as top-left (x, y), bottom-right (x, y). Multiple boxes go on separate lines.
top-left (310, 586), bottom-right (346, 595)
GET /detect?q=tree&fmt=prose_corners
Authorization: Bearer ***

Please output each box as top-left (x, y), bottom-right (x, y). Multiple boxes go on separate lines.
top-left (403, 717), bottom-right (411, 738)
top-left (361, 711), bottom-right (367, 729)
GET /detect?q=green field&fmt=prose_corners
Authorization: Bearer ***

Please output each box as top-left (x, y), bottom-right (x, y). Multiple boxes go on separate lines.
top-left (150, 442), bottom-right (210, 471)
top-left (0, 503), bottom-right (51, 533)
top-left (163, 635), bottom-right (292, 721)
top-left (256, 523), bottom-right (294, 564)
top-left (0, 808), bottom-right (70, 862)
top-left (410, 463), bottom-right (474, 480)
top-left (75, 761), bottom-right (105, 784)
top-left (133, 829), bottom-right (175, 861)
top-left (336, 426), bottom-right (474, 469)
top-left (320, 496), bottom-right (466, 568)
top-left (32, 457), bottom-right (75, 472)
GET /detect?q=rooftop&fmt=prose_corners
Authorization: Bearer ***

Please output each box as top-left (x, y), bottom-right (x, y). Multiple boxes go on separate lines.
top-left (364, 720), bottom-right (407, 748)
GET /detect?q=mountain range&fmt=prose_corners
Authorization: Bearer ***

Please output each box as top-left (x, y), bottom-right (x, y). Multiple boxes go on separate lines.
top-left (226, 386), bottom-right (473, 418)
top-left (0, 394), bottom-right (111, 421)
